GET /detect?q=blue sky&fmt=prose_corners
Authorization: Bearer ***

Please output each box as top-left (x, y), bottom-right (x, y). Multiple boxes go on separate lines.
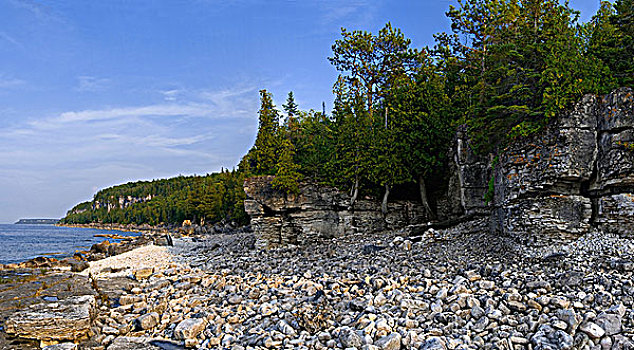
top-left (0, 0), bottom-right (601, 222)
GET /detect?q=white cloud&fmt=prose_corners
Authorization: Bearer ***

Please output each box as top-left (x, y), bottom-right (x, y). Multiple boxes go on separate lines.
top-left (0, 32), bottom-right (22, 48)
top-left (0, 83), bottom-right (261, 221)
top-left (76, 76), bottom-right (111, 92)
top-left (161, 89), bottom-right (182, 101)
top-left (0, 77), bottom-right (25, 89)
top-left (56, 103), bottom-right (212, 123)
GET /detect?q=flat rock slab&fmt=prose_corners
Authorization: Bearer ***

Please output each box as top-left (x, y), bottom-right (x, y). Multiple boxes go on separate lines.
top-left (42, 343), bottom-right (78, 350)
top-left (4, 295), bottom-right (95, 344)
top-left (107, 337), bottom-right (183, 350)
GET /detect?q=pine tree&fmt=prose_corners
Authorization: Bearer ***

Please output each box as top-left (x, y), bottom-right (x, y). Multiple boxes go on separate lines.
top-left (329, 23), bottom-right (419, 210)
top-left (253, 89), bottom-right (279, 175)
top-left (282, 91), bottom-right (300, 119)
top-left (272, 138), bottom-right (302, 195)
top-left (588, 0), bottom-right (633, 88)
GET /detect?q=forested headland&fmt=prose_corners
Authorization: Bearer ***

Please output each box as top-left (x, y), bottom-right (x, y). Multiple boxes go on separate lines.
top-left (61, 0), bottom-right (633, 227)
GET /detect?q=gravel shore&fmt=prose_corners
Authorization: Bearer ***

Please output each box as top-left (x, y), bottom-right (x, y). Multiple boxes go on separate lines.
top-left (66, 225), bottom-right (634, 350)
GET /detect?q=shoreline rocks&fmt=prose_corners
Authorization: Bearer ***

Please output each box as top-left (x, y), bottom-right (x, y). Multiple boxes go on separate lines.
top-left (5, 295), bottom-right (96, 348)
top-left (1, 228), bottom-right (624, 349)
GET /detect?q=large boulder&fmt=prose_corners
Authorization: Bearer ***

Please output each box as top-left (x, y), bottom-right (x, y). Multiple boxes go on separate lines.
top-left (4, 295), bottom-right (96, 346)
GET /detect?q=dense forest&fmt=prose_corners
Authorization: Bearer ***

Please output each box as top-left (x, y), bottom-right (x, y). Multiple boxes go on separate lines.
top-left (62, 0), bottom-right (632, 226)
top-left (60, 171), bottom-right (249, 226)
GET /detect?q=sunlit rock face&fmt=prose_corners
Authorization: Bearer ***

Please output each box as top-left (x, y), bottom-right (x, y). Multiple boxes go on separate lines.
top-left (492, 88), bottom-right (634, 245)
top-left (244, 88), bottom-right (634, 249)
top-left (243, 176), bottom-right (428, 249)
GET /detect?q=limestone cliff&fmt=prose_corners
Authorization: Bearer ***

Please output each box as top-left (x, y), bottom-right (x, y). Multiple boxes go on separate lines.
top-left (245, 88), bottom-right (634, 249)
top-left (243, 176), bottom-right (428, 249)
top-left (453, 87), bottom-right (634, 246)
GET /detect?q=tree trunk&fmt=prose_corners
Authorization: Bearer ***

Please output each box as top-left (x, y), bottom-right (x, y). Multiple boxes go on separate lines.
top-left (419, 175), bottom-right (435, 220)
top-left (350, 176), bottom-right (360, 209)
top-left (381, 183), bottom-right (390, 216)
top-left (384, 106), bottom-right (388, 129)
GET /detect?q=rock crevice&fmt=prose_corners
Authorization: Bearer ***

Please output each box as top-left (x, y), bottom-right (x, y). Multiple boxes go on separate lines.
top-left (483, 88), bottom-right (634, 244)
top-left (244, 88), bottom-right (634, 248)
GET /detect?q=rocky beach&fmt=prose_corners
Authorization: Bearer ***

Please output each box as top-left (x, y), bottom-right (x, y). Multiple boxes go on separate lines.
top-left (1, 224), bottom-right (632, 350)
top-left (1, 88), bottom-right (633, 349)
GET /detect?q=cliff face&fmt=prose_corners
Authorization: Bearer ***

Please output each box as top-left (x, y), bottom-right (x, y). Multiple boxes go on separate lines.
top-left (243, 176), bottom-right (428, 249)
top-left (448, 88), bottom-right (633, 246)
top-left (93, 195), bottom-right (154, 211)
top-left (244, 88), bottom-right (634, 249)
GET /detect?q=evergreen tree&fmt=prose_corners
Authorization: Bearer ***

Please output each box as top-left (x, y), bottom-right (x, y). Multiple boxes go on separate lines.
top-left (442, 0), bottom-right (614, 151)
top-left (588, 0), bottom-right (633, 88)
top-left (388, 56), bottom-right (452, 218)
top-left (272, 138), bottom-right (302, 194)
top-left (282, 91), bottom-right (300, 119)
top-left (253, 89), bottom-right (279, 175)
top-left (329, 23), bottom-right (419, 209)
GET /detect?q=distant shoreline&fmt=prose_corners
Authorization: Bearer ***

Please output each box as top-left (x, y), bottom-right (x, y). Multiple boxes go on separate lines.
top-left (57, 222), bottom-right (169, 235)
top-left (14, 218), bottom-right (59, 225)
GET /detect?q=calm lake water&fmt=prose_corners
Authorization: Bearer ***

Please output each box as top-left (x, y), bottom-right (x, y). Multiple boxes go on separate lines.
top-left (0, 224), bottom-right (138, 265)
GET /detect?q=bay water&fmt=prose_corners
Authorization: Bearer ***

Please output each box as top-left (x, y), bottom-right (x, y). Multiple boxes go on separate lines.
top-left (0, 223), bottom-right (138, 265)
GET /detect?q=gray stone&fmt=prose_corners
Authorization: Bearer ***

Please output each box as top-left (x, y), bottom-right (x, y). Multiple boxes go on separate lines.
top-left (419, 337), bottom-right (447, 350)
top-left (70, 261), bottom-right (89, 272)
top-left (107, 337), bottom-right (179, 350)
top-left (42, 343), bottom-right (78, 350)
top-left (579, 322), bottom-right (605, 339)
top-left (374, 332), bottom-right (402, 350)
top-left (531, 325), bottom-right (574, 350)
top-left (594, 312), bottom-right (622, 336)
top-left (174, 318), bottom-right (207, 340)
top-left (339, 327), bottom-right (363, 348)
top-left (4, 295), bottom-right (95, 344)
top-left (472, 316), bottom-right (489, 332)
top-left (134, 312), bottom-right (159, 331)
top-left (471, 305), bottom-right (485, 319)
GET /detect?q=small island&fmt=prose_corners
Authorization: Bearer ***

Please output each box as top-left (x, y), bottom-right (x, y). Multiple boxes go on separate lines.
top-left (14, 218), bottom-right (59, 225)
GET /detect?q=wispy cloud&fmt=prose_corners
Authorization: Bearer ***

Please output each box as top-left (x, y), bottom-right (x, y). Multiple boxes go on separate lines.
top-left (0, 77), bottom-right (25, 89)
top-left (9, 0), bottom-right (67, 24)
top-left (76, 76), bottom-right (111, 92)
top-left (56, 103), bottom-right (211, 123)
top-left (319, 0), bottom-right (378, 26)
top-left (0, 32), bottom-right (22, 48)
top-left (0, 83), bottom-right (261, 221)
top-left (161, 89), bottom-right (182, 101)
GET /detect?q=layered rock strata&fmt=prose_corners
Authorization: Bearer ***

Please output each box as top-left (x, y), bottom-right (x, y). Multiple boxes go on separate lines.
top-left (244, 176), bottom-right (427, 249)
top-left (4, 295), bottom-right (96, 347)
top-left (492, 88), bottom-right (634, 245)
top-left (244, 89), bottom-right (634, 249)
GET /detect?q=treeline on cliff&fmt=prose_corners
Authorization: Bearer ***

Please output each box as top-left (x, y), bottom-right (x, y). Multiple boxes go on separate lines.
top-left (61, 0), bottom-right (632, 227)
top-left (240, 0), bottom-right (633, 217)
top-left (60, 170), bottom-right (249, 226)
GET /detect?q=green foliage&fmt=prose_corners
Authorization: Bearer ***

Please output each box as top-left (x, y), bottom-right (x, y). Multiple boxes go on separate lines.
top-left (272, 138), bottom-right (302, 194)
top-left (61, 170), bottom-right (248, 226)
top-left (587, 0), bottom-right (633, 88)
top-left (253, 89), bottom-right (279, 175)
top-left (442, 0), bottom-right (616, 152)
